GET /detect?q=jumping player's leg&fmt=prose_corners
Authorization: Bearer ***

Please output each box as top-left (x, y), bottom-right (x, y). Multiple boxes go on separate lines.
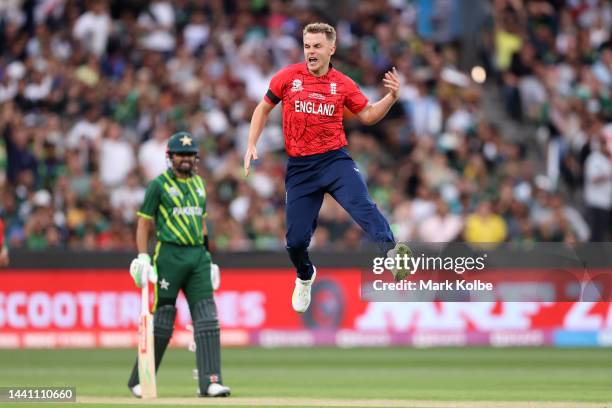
top-left (284, 157), bottom-right (326, 313)
top-left (285, 188), bottom-right (325, 281)
top-left (184, 249), bottom-right (229, 397)
top-left (327, 157), bottom-right (395, 252)
top-left (127, 243), bottom-right (186, 395)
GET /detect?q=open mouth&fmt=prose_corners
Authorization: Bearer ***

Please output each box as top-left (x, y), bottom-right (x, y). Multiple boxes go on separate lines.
top-left (308, 56), bottom-right (318, 64)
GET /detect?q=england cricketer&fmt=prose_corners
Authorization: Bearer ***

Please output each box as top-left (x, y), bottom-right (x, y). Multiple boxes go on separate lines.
top-left (127, 131), bottom-right (230, 397)
top-left (243, 22), bottom-right (410, 314)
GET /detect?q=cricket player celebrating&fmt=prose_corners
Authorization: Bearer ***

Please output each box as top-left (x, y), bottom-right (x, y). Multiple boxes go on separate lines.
top-left (127, 131), bottom-right (230, 397)
top-left (244, 22), bottom-right (409, 313)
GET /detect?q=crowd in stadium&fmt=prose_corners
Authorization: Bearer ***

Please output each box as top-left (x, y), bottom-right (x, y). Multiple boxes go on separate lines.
top-left (0, 0), bottom-right (610, 251)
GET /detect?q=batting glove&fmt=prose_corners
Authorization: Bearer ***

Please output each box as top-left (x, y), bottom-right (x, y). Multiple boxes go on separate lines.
top-left (211, 263), bottom-right (221, 291)
top-left (129, 253), bottom-right (158, 288)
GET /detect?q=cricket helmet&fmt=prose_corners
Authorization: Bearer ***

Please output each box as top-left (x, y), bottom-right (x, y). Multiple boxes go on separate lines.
top-left (167, 131), bottom-right (199, 155)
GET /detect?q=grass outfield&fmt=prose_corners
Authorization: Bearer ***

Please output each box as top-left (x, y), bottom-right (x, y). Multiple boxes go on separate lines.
top-left (0, 347), bottom-right (610, 407)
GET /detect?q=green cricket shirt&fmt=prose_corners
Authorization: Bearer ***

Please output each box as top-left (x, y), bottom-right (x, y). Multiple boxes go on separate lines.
top-left (137, 169), bottom-right (207, 246)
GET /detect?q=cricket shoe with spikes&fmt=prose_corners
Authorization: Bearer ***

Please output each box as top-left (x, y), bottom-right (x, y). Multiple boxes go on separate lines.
top-left (129, 384), bottom-right (141, 398)
top-left (292, 266), bottom-right (316, 313)
top-left (198, 383), bottom-right (231, 397)
top-left (387, 242), bottom-right (413, 281)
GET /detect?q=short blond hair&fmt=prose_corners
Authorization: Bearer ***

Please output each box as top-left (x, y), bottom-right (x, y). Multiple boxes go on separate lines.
top-left (303, 22), bottom-right (336, 44)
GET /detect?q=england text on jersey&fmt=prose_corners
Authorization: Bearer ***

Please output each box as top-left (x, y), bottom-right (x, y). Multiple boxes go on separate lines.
top-left (294, 100), bottom-right (335, 116)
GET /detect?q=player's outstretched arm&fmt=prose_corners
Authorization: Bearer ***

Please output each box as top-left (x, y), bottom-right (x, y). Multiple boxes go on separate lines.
top-left (356, 67), bottom-right (401, 126)
top-left (244, 100), bottom-right (275, 176)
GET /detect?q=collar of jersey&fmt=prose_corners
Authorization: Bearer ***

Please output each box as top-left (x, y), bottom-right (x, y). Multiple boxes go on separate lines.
top-left (302, 62), bottom-right (334, 78)
top-left (167, 169), bottom-right (190, 183)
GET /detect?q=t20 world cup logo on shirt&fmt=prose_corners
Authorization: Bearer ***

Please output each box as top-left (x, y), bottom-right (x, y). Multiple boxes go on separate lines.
top-left (291, 79), bottom-right (303, 92)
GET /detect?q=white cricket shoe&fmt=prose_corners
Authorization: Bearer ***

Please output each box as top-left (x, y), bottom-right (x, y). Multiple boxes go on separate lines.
top-left (292, 267), bottom-right (317, 313)
top-left (129, 384), bottom-right (141, 398)
top-left (199, 383), bottom-right (231, 397)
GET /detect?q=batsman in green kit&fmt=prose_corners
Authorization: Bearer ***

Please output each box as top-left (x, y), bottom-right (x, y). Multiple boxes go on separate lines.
top-left (127, 131), bottom-right (230, 398)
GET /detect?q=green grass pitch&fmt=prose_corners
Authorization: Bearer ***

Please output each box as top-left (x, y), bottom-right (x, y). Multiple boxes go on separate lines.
top-left (0, 347), bottom-right (610, 407)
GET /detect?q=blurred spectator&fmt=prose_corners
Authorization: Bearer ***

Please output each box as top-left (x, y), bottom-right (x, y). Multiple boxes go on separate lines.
top-left (583, 139), bottom-right (612, 241)
top-left (139, 124), bottom-right (169, 181)
top-left (464, 201), bottom-right (507, 243)
top-left (72, 1), bottom-right (111, 56)
top-left (183, 11), bottom-right (210, 55)
top-left (24, 190), bottom-right (59, 250)
top-left (138, 1), bottom-right (176, 53)
top-left (3, 125), bottom-right (38, 185)
top-left (535, 193), bottom-right (590, 242)
top-left (418, 197), bottom-right (463, 242)
top-left (97, 121), bottom-right (135, 188)
top-left (110, 172), bottom-right (145, 224)
top-left (408, 78), bottom-right (443, 138)
top-left (66, 107), bottom-right (104, 165)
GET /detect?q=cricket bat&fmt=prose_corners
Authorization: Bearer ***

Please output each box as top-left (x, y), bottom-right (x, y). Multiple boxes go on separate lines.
top-left (138, 267), bottom-right (157, 399)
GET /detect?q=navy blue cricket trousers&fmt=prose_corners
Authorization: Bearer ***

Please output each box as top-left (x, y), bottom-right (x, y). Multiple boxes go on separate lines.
top-left (285, 148), bottom-right (395, 280)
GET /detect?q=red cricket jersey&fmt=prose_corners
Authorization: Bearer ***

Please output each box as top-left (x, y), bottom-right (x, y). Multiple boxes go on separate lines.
top-left (264, 62), bottom-right (369, 157)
